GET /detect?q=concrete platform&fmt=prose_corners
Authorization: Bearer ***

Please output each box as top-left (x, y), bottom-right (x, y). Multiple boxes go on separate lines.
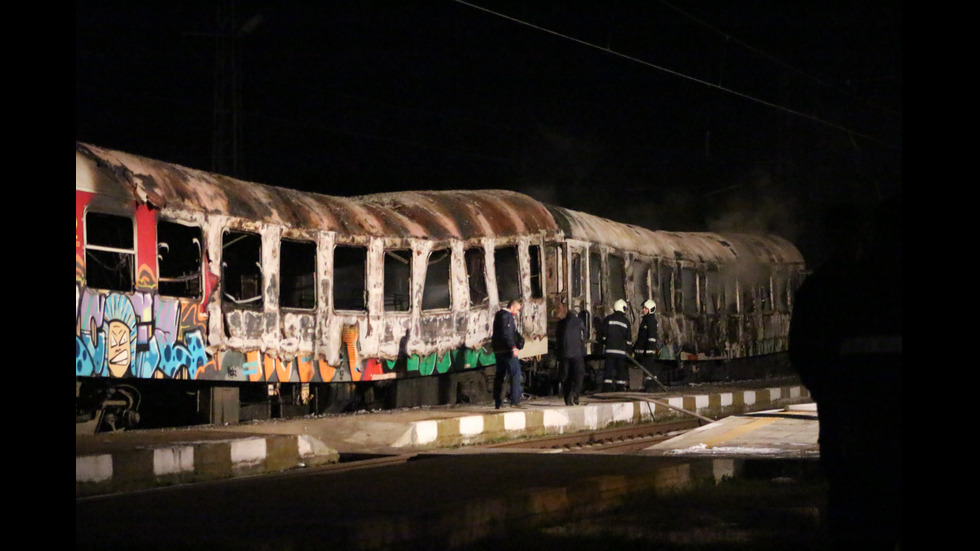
top-left (643, 403), bottom-right (819, 458)
top-left (76, 378), bottom-right (812, 497)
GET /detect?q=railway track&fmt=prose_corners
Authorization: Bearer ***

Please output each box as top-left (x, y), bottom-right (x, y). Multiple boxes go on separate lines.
top-left (482, 418), bottom-right (704, 453)
top-left (308, 418), bottom-right (704, 476)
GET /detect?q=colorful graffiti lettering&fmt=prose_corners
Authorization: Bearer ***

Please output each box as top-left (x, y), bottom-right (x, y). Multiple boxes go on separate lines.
top-left (76, 288), bottom-right (211, 380)
top-left (76, 288), bottom-right (494, 384)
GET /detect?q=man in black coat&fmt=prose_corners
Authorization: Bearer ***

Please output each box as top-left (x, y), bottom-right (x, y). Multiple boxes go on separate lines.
top-left (600, 299), bottom-right (631, 391)
top-left (492, 299), bottom-right (524, 409)
top-left (556, 302), bottom-right (587, 405)
top-left (789, 199), bottom-right (902, 549)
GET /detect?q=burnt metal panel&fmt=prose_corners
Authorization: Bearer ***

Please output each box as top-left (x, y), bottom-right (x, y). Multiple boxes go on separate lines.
top-left (547, 204), bottom-right (804, 267)
top-left (77, 143), bottom-right (559, 241)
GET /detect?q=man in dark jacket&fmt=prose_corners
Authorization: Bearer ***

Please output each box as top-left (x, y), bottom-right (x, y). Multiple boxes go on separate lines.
top-left (492, 299), bottom-right (524, 409)
top-left (556, 302), bottom-right (587, 405)
top-left (633, 300), bottom-right (660, 381)
top-left (600, 299), bottom-right (631, 391)
top-left (789, 199), bottom-right (902, 549)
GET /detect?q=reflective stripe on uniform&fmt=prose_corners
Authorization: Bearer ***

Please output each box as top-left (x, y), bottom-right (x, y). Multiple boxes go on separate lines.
top-left (840, 335), bottom-right (902, 356)
top-left (605, 348), bottom-right (627, 356)
top-left (609, 320), bottom-right (628, 329)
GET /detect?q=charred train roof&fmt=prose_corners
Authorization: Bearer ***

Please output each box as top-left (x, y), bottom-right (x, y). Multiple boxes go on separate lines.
top-left (76, 142), bottom-right (803, 267)
top-left (76, 143), bottom-right (557, 240)
top-left (546, 204), bottom-right (803, 267)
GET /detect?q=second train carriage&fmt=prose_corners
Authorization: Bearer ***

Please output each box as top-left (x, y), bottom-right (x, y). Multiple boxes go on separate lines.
top-left (75, 142), bottom-right (805, 432)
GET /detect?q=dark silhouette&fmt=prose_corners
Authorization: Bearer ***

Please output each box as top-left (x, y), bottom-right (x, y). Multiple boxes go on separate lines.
top-left (789, 197), bottom-right (902, 549)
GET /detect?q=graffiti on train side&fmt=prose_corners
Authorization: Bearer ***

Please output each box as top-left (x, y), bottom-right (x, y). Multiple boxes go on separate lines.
top-left (76, 287), bottom-right (496, 383)
top-left (76, 289), bottom-right (212, 379)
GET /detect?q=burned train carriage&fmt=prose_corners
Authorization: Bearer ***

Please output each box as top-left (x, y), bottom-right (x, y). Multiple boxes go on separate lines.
top-left (75, 143), bottom-right (805, 431)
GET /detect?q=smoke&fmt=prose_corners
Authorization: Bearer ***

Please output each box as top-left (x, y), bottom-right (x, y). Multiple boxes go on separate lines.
top-left (704, 169), bottom-right (801, 241)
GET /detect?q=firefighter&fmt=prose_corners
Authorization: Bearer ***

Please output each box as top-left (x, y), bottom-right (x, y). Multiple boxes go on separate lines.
top-left (633, 300), bottom-right (660, 383)
top-left (600, 299), bottom-right (632, 391)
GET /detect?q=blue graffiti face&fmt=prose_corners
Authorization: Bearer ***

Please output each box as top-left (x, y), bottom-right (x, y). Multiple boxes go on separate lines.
top-left (103, 294), bottom-right (137, 377)
top-left (106, 320), bottom-right (132, 377)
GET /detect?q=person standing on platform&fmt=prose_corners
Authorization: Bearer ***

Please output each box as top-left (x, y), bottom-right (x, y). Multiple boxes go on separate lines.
top-left (789, 198), bottom-right (902, 549)
top-left (599, 299), bottom-right (631, 391)
top-left (492, 299), bottom-right (524, 409)
top-left (557, 302), bottom-right (587, 405)
top-left (633, 300), bottom-right (660, 384)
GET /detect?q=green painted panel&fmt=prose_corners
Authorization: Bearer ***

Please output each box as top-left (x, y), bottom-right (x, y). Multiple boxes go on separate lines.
top-left (435, 351), bottom-right (452, 374)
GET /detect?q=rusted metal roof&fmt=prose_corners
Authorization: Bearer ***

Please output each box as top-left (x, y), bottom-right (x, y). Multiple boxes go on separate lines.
top-left (76, 142), bottom-right (803, 265)
top-left (547, 205), bottom-right (803, 266)
top-left (76, 142), bottom-right (558, 240)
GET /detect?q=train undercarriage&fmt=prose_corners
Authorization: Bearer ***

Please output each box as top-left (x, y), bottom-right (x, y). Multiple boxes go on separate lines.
top-left (76, 352), bottom-right (793, 434)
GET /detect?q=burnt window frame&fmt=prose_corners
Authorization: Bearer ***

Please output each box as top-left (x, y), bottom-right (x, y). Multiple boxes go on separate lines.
top-left (157, 219), bottom-right (203, 299)
top-left (84, 210), bottom-right (136, 292)
top-left (570, 251), bottom-right (584, 299)
top-left (494, 244), bottom-right (522, 304)
top-left (422, 247), bottom-right (452, 312)
top-left (221, 229), bottom-right (264, 309)
top-left (704, 266), bottom-right (726, 316)
top-left (679, 265), bottom-right (699, 315)
top-left (589, 249), bottom-right (603, 309)
top-left (528, 243), bottom-right (543, 300)
top-left (658, 260), bottom-right (674, 314)
top-left (279, 238), bottom-right (317, 310)
top-left (332, 243), bottom-right (368, 312)
top-left (464, 245), bottom-right (489, 308)
top-left (383, 247), bottom-right (413, 313)
top-left (740, 280), bottom-right (757, 314)
top-left (632, 256), bottom-right (652, 305)
top-left (608, 253), bottom-right (626, 305)
top-left (760, 275), bottom-right (774, 313)
top-left (545, 243), bottom-right (564, 295)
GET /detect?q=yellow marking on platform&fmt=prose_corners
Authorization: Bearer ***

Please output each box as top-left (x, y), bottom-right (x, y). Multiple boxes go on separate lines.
top-left (702, 417), bottom-right (779, 449)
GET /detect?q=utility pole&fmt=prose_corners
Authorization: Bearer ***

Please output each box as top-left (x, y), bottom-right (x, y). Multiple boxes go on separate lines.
top-left (211, 0), bottom-right (262, 178)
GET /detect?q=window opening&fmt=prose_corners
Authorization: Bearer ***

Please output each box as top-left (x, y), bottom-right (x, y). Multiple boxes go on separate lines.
top-left (494, 245), bottom-right (521, 303)
top-left (723, 270), bottom-right (739, 314)
top-left (632, 259), bottom-right (651, 304)
top-left (545, 244), bottom-right (563, 295)
top-left (774, 273), bottom-right (788, 311)
top-left (464, 247), bottom-right (488, 307)
top-left (741, 283), bottom-right (757, 313)
top-left (529, 244), bottom-right (543, 299)
top-left (158, 220), bottom-right (202, 298)
top-left (571, 252), bottom-right (583, 298)
top-left (659, 262), bottom-right (674, 313)
top-left (222, 230), bottom-right (263, 307)
top-left (761, 276), bottom-right (773, 312)
top-left (681, 266), bottom-right (698, 315)
top-left (333, 245), bottom-right (367, 311)
top-left (85, 211), bottom-right (135, 292)
top-left (280, 239), bottom-right (316, 309)
top-left (384, 248), bottom-right (412, 312)
top-left (422, 248), bottom-right (452, 311)
top-left (589, 250), bottom-right (603, 308)
top-left (704, 271), bottom-right (719, 315)
top-left (608, 254), bottom-right (626, 304)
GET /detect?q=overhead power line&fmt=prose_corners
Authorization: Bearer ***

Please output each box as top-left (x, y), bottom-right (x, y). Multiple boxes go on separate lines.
top-left (454, 0), bottom-right (900, 150)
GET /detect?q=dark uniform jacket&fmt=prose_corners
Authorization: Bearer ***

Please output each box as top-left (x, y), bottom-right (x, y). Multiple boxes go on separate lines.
top-left (557, 312), bottom-right (587, 359)
top-left (633, 313), bottom-right (659, 357)
top-left (492, 308), bottom-right (521, 354)
top-left (600, 311), bottom-right (631, 357)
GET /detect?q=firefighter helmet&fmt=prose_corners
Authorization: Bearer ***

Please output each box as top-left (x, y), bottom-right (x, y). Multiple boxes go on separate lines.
top-left (643, 299), bottom-right (656, 312)
top-left (614, 299), bottom-right (628, 313)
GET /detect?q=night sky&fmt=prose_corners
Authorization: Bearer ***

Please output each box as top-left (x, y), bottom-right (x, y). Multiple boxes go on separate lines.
top-left (76, 1), bottom-right (901, 268)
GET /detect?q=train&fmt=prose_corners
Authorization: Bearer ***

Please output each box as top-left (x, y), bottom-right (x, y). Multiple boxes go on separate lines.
top-left (75, 142), bottom-right (806, 432)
